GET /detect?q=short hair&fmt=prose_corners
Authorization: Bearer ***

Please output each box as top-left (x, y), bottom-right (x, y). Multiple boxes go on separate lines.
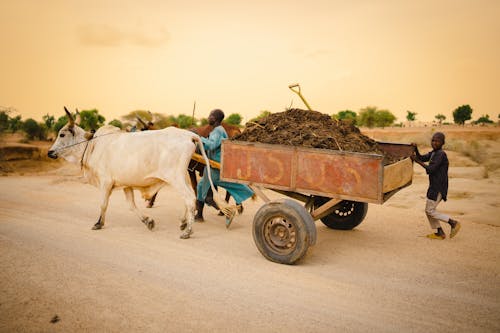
top-left (433, 132), bottom-right (445, 143)
top-left (211, 109), bottom-right (225, 122)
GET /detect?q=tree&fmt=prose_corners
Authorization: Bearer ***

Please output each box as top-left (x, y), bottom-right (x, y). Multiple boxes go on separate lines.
top-left (22, 118), bottom-right (48, 140)
top-left (225, 113), bottom-right (243, 126)
top-left (176, 114), bottom-right (196, 128)
top-left (121, 110), bottom-right (181, 129)
top-left (357, 106), bottom-right (396, 128)
top-left (473, 114), bottom-right (494, 125)
top-left (0, 106), bottom-right (16, 132)
top-left (8, 115), bottom-right (22, 133)
top-left (357, 106), bottom-right (377, 128)
top-left (335, 110), bottom-right (357, 124)
top-left (108, 119), bottom-right (123, 129)
top-left (435, 113), bottom-right (446, 125)
top-left (375, 110), bottom-right (396, 128)
top-left (452, 104), bottom-right (473, 125)
top-left (78, 109), bottom-right (105, 130)
top-left (122, 110), bottom-right (154, 123)
top-left (406, 110), bottom-right (417, 122)
top-left (54, 115), bottom-right (69, 133)
top-left (42, 114), bottom-right (55, 131)
top-left (0, 111), bottom-right (9, 132)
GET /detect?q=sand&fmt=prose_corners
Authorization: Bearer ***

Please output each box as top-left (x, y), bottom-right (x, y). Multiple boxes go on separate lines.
top-left (1, 126), bottom-right (499, 332)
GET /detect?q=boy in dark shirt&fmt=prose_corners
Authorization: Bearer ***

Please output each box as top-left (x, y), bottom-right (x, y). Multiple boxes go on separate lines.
top-left (411, 132), bottom-right (461, 239)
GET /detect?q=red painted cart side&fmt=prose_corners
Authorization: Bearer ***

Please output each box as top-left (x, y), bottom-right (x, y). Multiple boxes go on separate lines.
top-left (220, 140), bottom-right (413, 204)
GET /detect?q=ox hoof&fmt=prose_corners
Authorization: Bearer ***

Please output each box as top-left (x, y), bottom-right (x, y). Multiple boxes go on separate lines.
top-left (180, 229), bottom-right (192, 239)
top-left (142, 217), bottom-right (155, 230)
top-left (147, 220), bottom-right (155, 230)
top-left (92, 223), bottom-right (103, 230)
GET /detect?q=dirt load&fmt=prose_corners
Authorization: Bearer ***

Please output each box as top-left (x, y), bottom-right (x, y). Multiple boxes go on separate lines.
top-left (233, 108), bottom-right (400, 164)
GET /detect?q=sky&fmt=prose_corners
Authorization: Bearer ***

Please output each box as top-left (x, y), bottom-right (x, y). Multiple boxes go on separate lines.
top-left (1, 0), bottom-right (499, 123)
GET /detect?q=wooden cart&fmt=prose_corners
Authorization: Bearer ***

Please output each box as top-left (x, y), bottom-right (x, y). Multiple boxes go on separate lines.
top-left (218, 140), bottom-right (414, 264)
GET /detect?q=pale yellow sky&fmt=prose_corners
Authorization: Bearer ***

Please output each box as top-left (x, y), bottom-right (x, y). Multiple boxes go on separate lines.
top-left (1, 0), bottom-right (499, 123)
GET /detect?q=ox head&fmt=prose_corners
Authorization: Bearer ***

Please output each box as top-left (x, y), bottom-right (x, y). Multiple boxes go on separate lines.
top-left (48, 107), bottom-right (91, 162)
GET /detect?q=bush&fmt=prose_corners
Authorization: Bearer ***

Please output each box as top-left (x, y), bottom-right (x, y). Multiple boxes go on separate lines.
top-left (22, 118), bottom-right (48, 140)
top-left (108, 119), bottom-right (123, 129)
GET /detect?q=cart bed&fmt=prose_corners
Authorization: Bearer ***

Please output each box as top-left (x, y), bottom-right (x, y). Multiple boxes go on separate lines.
top-left (221, 141), bottom-right (413, 204)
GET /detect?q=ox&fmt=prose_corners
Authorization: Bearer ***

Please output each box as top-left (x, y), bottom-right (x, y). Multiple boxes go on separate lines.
top-left (147, 122), bottom-right (242, 209)
top-left (48, 107), bottom-right (230, 239)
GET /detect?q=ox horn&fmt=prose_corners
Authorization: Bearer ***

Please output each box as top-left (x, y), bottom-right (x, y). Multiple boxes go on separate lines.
top-left (75, 108), bottom-right (81, 125)
top-left (136, 116), bottom-right (147, 128)
top-left (64, 106), bottom-right (75, 127)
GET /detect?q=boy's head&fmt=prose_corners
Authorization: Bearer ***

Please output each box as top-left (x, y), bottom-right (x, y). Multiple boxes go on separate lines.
top-left (431, 132), bottom-right (445, 150)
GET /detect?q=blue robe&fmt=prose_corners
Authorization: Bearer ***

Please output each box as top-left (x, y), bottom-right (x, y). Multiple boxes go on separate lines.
top-left (196, 125), bottom-right (254, 204)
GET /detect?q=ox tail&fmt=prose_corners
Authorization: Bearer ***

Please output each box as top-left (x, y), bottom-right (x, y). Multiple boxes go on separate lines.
top-left (192, 136), bottom-right (236, 219)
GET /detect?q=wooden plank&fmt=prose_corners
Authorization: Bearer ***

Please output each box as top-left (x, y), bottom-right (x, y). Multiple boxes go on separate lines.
top-left (383, 157), bottom-right (413, 193)
top-left (191, 153), bottom-right (220, 169)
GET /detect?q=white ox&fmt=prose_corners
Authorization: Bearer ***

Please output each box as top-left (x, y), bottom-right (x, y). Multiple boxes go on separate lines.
top-left (48, 107), bottom-right (227, 239)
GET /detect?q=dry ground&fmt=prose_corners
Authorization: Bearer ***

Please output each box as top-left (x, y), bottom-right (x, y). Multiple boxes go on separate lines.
top-left (1, 127), bottom-right (499, 332)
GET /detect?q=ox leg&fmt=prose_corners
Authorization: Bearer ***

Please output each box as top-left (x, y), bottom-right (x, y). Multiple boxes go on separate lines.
top-left (170, 180), bottom-right (196, 239)
top-left (93, 184), bottom-right (113, 230)
top-left (124, 187), bottom-right (155, 230)
top-left (188, 170), bottom-right (198, 194)
top-left (147, 192), bottom-right (158, 208)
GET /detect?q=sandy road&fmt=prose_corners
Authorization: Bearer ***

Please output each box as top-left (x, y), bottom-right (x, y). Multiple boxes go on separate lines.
top-left (0, 170), bottom-right (499, 332)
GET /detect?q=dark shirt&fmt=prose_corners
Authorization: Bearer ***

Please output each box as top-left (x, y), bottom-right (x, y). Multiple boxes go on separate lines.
top-left (417, 148), bottom-right (449, 201)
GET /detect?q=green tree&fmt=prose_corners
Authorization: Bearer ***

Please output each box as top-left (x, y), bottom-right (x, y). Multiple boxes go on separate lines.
top-left (54, 115), bottom-right (69, 133)
top-left (78, 109), bottom-right (105, 130)
top-left (357, 106), bottom-right (377, 128)
top-left (9, 115), bottom-right (22, 133)
top-left (357, 106), bottom-right (396, 128)
top-left (108, 119), bottom-right (123, 129)
top-left (225, 113), bottom-right (243, 126)
top-left (435, 113), bottom-right (446, 124)
top-left (175, 114), bottom-right (196, 128)
top-left (375, 110), bottom-right (396, 128)
top-left (406, 110), bottom-right (417, 122)
top-left (0, 111), bottom-right (9, 132)
top-left (335, 110), bottom-right (357, 124)
top-left (452, 104), bottom-right (473, 125)
top-left (22, 118), bottom-right (48, 140)
top-left (122, 110), bottom-right (154, 123)
top-left (473, 114), bottom-right (494, 125)
top-left (121, 111), bottom-right (179, 129)
top-left (42, 114), bottom-right (55, 131)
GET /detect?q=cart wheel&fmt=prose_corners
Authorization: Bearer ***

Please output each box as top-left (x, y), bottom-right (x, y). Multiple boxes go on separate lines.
top-left (314, 197), bottom-right (368, 230)
top-left (253, 199), bottom-right (316, 265)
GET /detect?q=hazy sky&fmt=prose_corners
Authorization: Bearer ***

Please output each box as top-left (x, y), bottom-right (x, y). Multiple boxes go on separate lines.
top-left (1, 0), bottom-right (499, 123)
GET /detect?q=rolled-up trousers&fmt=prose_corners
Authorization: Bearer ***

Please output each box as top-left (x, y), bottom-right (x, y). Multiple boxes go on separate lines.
top-left (425, 192), bottom-right (450, 229)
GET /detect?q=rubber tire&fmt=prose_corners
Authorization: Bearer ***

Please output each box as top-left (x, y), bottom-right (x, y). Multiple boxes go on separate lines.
top-left (253, 199), bottom-right (316, 265)
top-left (314, 197), bottom-right (368, 230)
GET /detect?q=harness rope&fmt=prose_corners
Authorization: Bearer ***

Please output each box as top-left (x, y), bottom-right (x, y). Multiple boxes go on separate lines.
top-left (52, 132), bottom-right (120, 169)
top-left (52, 132), bottom-right (118, 152)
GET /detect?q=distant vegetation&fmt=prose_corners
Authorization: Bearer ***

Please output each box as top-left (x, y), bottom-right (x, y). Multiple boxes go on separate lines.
top-left (452, 104), bottom-right (473, 125)
top-left (0, 103), bottom-right (497, 142)
top-left (0, 106), bottom-right (246, 140)
top-left (332, 106), bottom-right (396, 128)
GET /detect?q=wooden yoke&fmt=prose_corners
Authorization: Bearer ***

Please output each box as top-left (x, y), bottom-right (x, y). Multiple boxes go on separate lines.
top-left (191, 153), bottom-right (221, 170)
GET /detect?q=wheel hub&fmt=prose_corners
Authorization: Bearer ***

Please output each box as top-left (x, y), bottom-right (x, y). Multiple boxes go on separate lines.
top-left (264, 217), bottom-right (296, 254)
top-left (334, 201), bottom-right (354, 217)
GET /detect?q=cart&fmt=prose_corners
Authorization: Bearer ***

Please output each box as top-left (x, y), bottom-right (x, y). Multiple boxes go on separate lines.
top-left (218, 140), bottom-right (414, 264)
